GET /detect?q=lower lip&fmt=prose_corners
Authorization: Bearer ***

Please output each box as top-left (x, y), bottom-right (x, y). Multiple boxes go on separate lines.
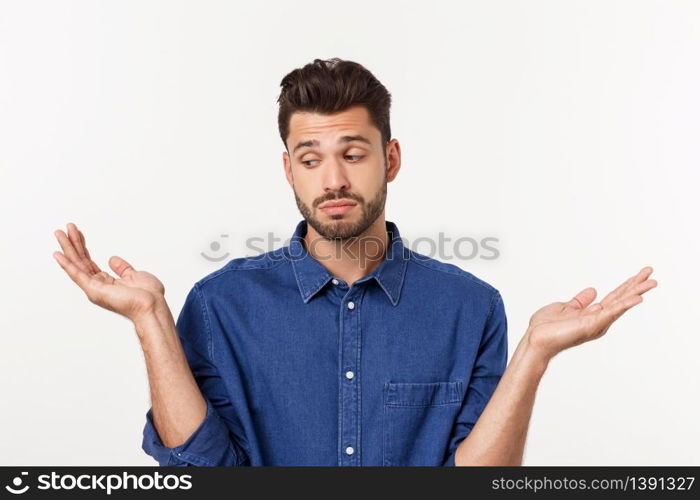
top-left (320, 204), bottom-right (356, 215)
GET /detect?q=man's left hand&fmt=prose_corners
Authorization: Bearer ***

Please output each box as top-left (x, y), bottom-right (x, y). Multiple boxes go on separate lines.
top-left (525, 266), bottom-right (658, 362)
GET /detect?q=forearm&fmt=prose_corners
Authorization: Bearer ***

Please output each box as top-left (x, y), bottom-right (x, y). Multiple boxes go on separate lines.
top-left (454, 332), bottom-right (549, 466)
top-left (135, 300), bottom-right (207, 449)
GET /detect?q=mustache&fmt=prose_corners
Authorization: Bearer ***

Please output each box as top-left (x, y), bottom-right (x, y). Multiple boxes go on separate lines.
top-left (314, 192), bottom-right (363, 207)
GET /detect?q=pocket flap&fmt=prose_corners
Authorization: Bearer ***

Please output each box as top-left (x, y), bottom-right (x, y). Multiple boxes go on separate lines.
top-left (384, 380), bottom-right (464, 407)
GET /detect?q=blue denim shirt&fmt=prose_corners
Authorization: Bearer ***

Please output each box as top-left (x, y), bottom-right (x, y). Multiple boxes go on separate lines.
top-left (141, 219), bottom-right (508, 466)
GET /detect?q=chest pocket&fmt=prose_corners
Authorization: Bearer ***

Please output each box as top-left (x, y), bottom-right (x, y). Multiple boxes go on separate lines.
top-left (382, 380), bottom-right (465, 466)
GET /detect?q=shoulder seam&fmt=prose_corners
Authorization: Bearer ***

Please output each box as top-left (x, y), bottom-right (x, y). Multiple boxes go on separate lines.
top-left (198, 252), bottom-right (288, 287)
top-left (408, 252), bottom-right (495, 293)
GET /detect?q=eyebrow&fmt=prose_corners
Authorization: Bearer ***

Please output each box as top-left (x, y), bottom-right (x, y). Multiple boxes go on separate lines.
top-left (292, 135), bottom-right (372, 154)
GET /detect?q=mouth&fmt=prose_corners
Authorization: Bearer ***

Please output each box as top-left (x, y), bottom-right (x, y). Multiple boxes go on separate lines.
top-left (319, 200), bottom-right (357, 215)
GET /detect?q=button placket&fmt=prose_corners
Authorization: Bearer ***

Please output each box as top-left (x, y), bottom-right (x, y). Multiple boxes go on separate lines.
top-left (339, 291), bottom-right (361, 465)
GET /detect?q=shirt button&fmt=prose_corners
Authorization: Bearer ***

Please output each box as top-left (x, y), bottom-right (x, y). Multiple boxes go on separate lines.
top-left (347, 301), bottom-right (355, 310)
top-left (345, 446), bottom-right (354, 455)
top-left (345, 371), bottom-right (354, 380)
top-left (332, 278), bottom-right (339, 285)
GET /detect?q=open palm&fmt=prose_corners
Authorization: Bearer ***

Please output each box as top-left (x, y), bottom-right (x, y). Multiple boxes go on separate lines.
top-left (527, 266), bottom-right (658, 360)
top-left (52, 222), bottom-right (166, 322)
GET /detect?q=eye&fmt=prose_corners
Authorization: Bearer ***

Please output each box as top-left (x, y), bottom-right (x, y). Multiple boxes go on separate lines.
top-left (301, 155), bottom-right (364, 167)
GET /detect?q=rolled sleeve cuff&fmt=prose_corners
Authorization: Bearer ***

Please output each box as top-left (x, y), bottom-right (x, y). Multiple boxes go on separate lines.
top-left (141, 397), bottom-right (243, 466)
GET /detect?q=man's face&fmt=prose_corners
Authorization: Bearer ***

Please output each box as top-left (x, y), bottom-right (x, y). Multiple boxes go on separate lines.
top-left (283, 105), bottom-right (395, 240)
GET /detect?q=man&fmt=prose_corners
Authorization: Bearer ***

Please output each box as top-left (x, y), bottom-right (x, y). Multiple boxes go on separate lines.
top-left (52, 58), bottom-right (657, 466)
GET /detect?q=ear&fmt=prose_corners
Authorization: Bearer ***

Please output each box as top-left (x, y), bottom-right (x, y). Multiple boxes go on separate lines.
top-left (386, 139), bottom-right (401, 182)
top-left (282, 151), bottom-right (294, 187)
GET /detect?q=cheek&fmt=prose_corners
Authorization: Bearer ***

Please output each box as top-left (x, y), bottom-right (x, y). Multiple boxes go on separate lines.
top-left (292, 176), bottom-right (319, 203)
top-left (352, 163), bottom-right (382, 185)
top-left (359, 169), bottom-right (385, 194)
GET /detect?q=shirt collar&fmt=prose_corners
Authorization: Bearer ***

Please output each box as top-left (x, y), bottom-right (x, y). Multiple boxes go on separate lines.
top-left (288, 219), bottom-right (409, 306)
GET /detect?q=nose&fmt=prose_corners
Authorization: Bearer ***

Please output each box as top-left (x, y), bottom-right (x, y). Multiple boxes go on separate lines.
top-left (322, 159), bottom-right (351, 194)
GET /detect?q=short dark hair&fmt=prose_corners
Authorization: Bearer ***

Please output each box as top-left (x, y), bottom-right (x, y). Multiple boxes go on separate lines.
top-left (277, 58), bottom-right (392, 152)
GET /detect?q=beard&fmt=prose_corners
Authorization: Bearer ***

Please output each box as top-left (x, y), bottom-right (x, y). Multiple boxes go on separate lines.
top-left (293, 170), bottom-right (388, 241)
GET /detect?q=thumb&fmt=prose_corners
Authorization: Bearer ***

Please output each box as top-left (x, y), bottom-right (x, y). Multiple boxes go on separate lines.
top-left (566, 287), bottom-right (596, 309)
top-left (109, 255), bottom-right (135, 278)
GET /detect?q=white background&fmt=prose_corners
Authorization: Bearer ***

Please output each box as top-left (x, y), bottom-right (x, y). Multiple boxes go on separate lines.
top-left (1, 0), bottom-right (698, 465)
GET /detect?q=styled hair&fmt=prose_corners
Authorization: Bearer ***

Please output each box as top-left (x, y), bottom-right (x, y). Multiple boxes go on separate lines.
top-left (277, 58), bottom-right (392, 152)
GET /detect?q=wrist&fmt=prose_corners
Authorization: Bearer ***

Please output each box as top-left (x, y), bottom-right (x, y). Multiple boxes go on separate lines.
top-left (519, 330), bottom-right (553, 375)
top-left (132, 297), bottom-right (173, 340)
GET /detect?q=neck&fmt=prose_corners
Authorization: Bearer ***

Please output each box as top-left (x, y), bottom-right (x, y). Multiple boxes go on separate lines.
top-left (303, 215), bottom-right (389, 286)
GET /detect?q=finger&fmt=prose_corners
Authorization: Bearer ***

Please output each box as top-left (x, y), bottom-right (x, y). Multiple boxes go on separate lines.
top-left (68, 223), bottom-right (101, 275)
top-left (109, 255), bottom-right (135, 278)
top-left (600, 276), bottom-right (635, 307)
top-left (629, 266), bottom-right (654, 293)
top-left (628, 278), bottom-right (658, 298)
top-left (566, 287), bottom-right (597, 309)
top-left (53, 250), bottom-right (103, 296)
top-left (78, 230), bottom-right (93, 261)
top-left (601, 266), bottom-right (654, 308)
top-left (598, 294), bottom-right (644, 325)
top-left (610, 278), bottom-right (657, 309)
top-left (67, 223), bottom-right (88, 261)
top-left (613, 294), bottom-right (643, 325)
top-left (584, 288), bottom-right (647, 339)
top-left (54, 229), bottom-right (92, 274)
top-left (74, 226), bottom-right (101, 275)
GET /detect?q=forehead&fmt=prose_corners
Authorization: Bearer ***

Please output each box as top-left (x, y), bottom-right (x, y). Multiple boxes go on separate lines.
top-left (288, 105), bottom-right (378, 145)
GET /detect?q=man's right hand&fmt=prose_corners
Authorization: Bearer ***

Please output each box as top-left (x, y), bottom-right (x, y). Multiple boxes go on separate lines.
top-left (53, 222), bottom-right (167, 324)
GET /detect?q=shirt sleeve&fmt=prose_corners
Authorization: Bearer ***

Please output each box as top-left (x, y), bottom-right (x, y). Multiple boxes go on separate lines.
top-left (443, 289), bottom-right (508, 466)
top-left (141, 283), bottom-right (249, 466)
